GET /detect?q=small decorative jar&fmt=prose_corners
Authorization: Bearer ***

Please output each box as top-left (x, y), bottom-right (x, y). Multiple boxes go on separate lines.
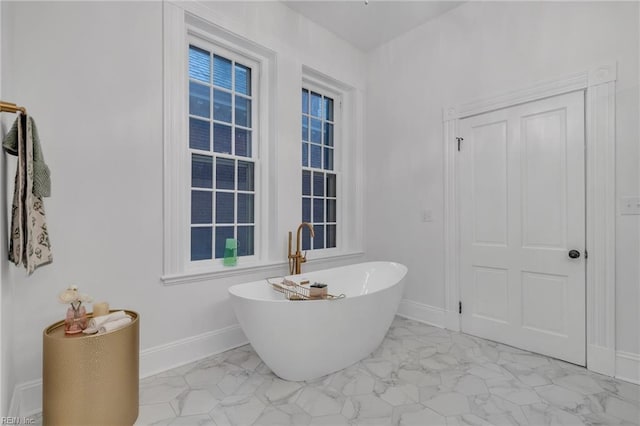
top-left (59, 286), bottom-right (92, 335)
top-left (64, 302), bottom-right (88, 334)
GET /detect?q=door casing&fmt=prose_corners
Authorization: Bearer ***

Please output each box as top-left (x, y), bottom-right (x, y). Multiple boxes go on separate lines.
top-left (442, 63), bottom-right (617, 376)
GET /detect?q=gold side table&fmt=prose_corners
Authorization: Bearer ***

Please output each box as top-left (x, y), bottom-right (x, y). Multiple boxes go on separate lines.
top-left (43, 310), bottom-right (139, 426)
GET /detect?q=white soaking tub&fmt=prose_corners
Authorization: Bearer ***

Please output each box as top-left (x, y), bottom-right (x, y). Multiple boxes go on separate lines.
top-left (228, 261), bottom-right (407, 381)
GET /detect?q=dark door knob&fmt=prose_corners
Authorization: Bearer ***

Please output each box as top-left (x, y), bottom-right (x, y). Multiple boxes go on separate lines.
top-left (568, 250), bottom-right (581, 259)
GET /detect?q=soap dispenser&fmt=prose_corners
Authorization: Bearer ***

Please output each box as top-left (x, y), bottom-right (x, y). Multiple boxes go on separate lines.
top-left (223, 238), bottom-right (237, 266)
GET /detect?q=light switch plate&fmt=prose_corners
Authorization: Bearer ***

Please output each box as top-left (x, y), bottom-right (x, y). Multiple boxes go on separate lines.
top-left (422, 209), bottom-right (433, 222)
top-left (620, 197), bottom-right (640, 215)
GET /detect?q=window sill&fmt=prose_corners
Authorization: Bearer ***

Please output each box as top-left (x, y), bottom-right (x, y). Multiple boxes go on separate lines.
top-left (161, 260), bottom-right (287, 286)
top-left (160, 251), bottom-right (365, 286)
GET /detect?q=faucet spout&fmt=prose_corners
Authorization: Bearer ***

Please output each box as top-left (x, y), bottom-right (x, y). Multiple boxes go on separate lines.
top-left (288, 222), bottom-right (314, 275)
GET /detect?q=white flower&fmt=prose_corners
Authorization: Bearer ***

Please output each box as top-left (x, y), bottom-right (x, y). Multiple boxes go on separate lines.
top-left (58, 286), bottom-right (93, 305)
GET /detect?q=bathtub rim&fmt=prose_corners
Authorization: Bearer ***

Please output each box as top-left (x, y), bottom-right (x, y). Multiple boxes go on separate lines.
top-left (228, 261), bottom-right (407, 302)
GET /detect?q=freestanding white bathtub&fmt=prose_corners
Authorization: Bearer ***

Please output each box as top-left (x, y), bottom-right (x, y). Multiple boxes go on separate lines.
top-left (228, 261), bottom-right (407, 381)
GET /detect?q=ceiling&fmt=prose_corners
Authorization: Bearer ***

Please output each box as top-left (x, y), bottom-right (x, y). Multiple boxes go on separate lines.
top-left (283, 1), bottom-right (464, 51)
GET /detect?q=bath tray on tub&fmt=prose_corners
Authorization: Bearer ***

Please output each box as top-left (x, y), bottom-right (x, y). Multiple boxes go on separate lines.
top-left (267, 278), bottom-right (345, 301)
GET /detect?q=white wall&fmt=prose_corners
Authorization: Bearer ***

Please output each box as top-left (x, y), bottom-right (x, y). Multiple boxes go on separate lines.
top-left (0, 0), bottom-right (366, 413)
top-left (2, 0), bottom-right (639, 413)
top-left (366, 0), bottom-right (640, 360)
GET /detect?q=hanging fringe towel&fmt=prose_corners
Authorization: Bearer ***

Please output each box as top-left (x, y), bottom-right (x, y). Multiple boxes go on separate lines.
top-left (3, 114), bottom-right (52, 274)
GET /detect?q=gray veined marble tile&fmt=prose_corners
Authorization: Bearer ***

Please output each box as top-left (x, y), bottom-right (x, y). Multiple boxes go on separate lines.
top-left (420, 354), bottom-right (458, 372)
top-left (323, 364), bottom-right (371, 393)
top-left (452, 334), bottom-right (480, 349)
top-left (134, 402), bottom-right (177, 425)
top-left (468, 393), bottom-right (528, 425)
top-left (599, 394), bottom-right (640, 424)
top-left (396, 404), bottom-right (446, 425)
top-left (209, 395), bottom-right (266, 426)
top-left (469, 362), bottom-right (514, 379)
top-left (170, 388), bottom-right (220, 417)
top-left (184, 363), bottom-right (234, 389)
top-left (453, 374), bottom-right (489, 396)
top-left (535, 384), bottom-right (590, 411)
top-left (308, 414), bottom-right (351, 425)
top-left (515, 371), bottom-right (552, 388)
top-left (361, 358), bottom-right (396, 379)
top-left (226, 350), bottom-right (263, 372)
top-left (217, 369), bottom-right (252, 395)
top-left (472, 342), bottom-right (502, 364)
top-left (296, 387), bottom-right (345, 417)
top-left (167, 415), bottom-right (216, 426)
top-left (344, 394), bottom-right (394, 420)
top-left (36, 317), bottom-right (640, 426)
top-left (379, 383), bottom-right (420, 406)
top-left (233, 371), bottom-right (269, 397)
top-left (139, 375), bottom-right (191, 405)
top-left (389, 323), bottom-right (417, 338)
top-left (521, 402), bottom-right (587, 425)
top-left (553, 374), bottom-right (606, 396)
top-left (423, 391), bottom-right (472, 416)
top-left (259, 376), bottom-right (303, 404)
top-left (398, 364), bottom-right (442, 386)
top-left (489, 380), bottom-right (543, 406)
top-left (252, 404), bottom-right (311, 425)
top-left (592, 375), bottom-right (640, 406)
top-left (446, 413), bottom-right (494, 426)
top-left (339, 371), bottom-right (377, 396)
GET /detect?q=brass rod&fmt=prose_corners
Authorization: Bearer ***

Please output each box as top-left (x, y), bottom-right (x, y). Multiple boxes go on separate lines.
top-left (0, 101), bottom-right (26, 114)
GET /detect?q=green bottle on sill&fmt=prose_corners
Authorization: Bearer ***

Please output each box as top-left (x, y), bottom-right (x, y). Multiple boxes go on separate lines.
top-left (224, 238), bottom-right (237, 266)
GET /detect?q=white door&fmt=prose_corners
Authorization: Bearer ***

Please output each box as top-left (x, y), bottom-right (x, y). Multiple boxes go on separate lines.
top-left (459, 91), bottom-right (586, 365)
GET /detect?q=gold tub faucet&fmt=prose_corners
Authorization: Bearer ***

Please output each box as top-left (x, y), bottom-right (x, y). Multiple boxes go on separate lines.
top-left (288, 222), bottom-right (315, 275)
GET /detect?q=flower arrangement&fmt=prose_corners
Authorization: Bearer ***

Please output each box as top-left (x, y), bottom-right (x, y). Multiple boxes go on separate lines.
top-left (59, 286), bottom-right (93, 334)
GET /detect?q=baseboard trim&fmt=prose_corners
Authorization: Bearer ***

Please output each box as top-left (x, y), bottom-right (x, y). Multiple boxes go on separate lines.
top-left (616, 350), bottom-right (640, 385)
top-left (8, 379), bottom-right (41, 418)
top-left (139, 323), bottom-right (247, 378)
top-left (397, 299), bottom-right (445, 328)
top-left (9, 324), bottom-right (248, 418)
top-left (588, 343), bottom-right (616, 377)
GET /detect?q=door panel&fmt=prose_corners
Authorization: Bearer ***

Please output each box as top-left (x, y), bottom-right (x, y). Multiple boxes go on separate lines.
top-left (459, 91), bottom-right (585, 365)
top-left (521, 109), bottom-right (567, 249)
top-left (473, 266), bottom-right (509, 323)
top-left (472, 120), bottom-right (509, 246)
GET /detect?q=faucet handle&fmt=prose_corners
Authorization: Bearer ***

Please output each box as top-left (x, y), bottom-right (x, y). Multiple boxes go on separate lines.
top-left (301, 251), bottom-right (308, 263)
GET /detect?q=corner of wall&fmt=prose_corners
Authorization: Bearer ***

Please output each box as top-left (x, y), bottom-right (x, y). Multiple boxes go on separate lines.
top-left (0, 1), bottom-right (16, 416)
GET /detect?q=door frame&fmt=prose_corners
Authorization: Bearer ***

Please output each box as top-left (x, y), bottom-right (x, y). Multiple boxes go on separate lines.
top-left (443, 62), bottom-right (617, 376)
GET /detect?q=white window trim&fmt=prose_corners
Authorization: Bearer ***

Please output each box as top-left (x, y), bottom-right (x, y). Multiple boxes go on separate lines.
top-left (301, 67), bottom-right (364, 260)
top-left (162, 2), bottom-right (278, 284)
top-left (301, 80), bottom-right (341, 256)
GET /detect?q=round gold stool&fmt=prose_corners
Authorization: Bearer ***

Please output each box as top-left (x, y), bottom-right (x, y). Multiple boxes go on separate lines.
top-left (42, 310), bottom-right (139, 426)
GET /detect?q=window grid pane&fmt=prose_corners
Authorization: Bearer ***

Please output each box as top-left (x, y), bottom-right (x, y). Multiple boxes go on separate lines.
top-left (189, 44), bottom-right (256, 262)
top-left (301, 87), bottom-right (337, 251)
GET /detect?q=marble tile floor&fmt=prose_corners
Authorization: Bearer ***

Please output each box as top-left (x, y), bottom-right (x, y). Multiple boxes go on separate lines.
top-left (36, 317), bottom-right (640, 425)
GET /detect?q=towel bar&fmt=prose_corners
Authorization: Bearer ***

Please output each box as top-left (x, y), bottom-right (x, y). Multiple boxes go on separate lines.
top-left (0, 101), bottom-right (26, 114)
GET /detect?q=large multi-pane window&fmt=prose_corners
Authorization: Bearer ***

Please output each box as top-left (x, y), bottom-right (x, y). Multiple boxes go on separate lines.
top-left (188, 43), bottom-right (256, 262)
top-left (301, 87), bottom-right (338, 251)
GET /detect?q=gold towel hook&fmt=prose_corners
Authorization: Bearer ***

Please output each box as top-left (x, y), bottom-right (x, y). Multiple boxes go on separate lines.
top-left (0, 101), bottom-right (27, 114)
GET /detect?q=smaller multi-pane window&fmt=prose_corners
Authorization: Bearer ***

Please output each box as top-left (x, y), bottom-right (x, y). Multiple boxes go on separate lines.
top-left (188, 43), bottom-right (256, 262)
top-left (301, 88), bottom-right (337, 250)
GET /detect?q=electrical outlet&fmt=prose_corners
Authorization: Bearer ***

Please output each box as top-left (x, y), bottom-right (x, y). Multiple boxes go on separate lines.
top-left (620, 197), bottom-right (640, 215)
